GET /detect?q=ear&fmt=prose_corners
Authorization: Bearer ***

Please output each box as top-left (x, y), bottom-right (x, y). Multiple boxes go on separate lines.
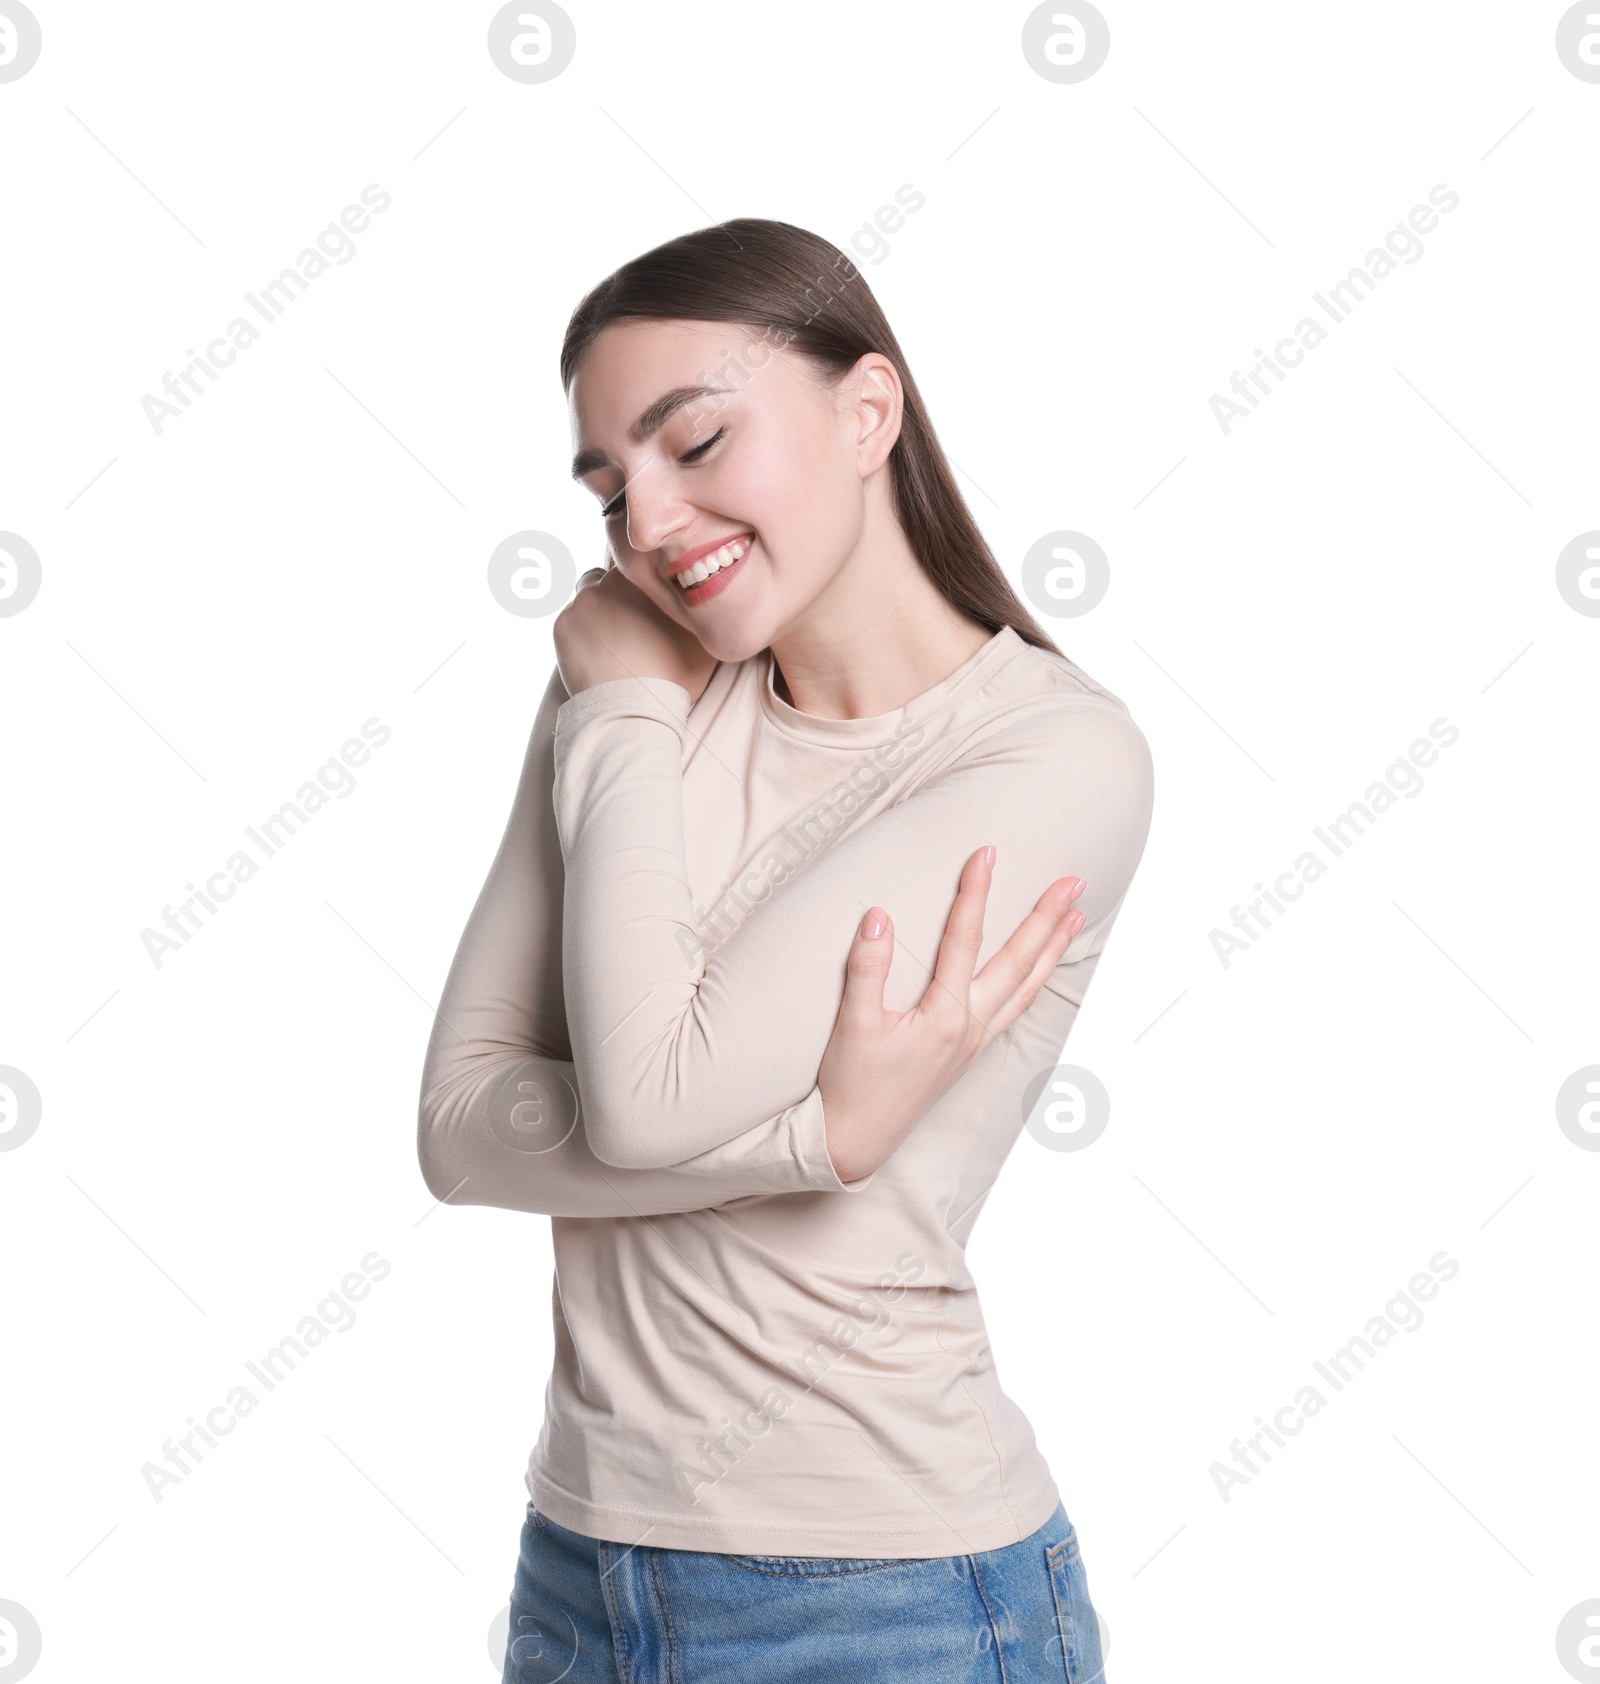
top-left (850, 352), bottom-right (904, 478)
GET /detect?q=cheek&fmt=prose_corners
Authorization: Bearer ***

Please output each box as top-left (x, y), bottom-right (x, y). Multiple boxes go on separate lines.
top-left (614, 556), bottom-right (677, 612)
top-left (729, 419), bottom-right (852, 537)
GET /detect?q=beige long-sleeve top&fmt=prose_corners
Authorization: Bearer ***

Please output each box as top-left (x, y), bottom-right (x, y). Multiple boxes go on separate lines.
top-left (418, 624), bottom-right (1154, 1556)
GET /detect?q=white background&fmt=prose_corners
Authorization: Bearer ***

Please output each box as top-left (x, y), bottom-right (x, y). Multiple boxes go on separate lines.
top-left (3, 2), bottom-right (1597, 1679)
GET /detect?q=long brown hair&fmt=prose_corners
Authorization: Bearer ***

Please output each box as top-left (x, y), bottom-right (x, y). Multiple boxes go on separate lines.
top-left (559, 218), bottom-right (1063, 656)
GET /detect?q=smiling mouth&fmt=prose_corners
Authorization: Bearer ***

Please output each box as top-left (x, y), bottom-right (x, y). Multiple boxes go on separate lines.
top-left (670, 533), bottom-right (753, 600)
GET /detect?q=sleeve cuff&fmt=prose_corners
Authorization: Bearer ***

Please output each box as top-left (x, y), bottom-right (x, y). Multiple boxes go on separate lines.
top-left (554, 673), bottom-right (691, 736)
top-left (788, 1085), bottom-right (876, 1195)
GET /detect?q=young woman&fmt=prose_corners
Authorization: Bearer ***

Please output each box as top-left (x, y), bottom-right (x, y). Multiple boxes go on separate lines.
top-left (418, 219), bottom-right (1154, 1683)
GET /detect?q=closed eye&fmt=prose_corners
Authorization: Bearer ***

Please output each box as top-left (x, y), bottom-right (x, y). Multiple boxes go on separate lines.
top-left (599, 427), bottom-right (727, 520)
top-left (680, 426), bottom-right (726, 463)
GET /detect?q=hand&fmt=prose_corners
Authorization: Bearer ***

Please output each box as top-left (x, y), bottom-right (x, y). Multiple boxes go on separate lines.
top-left (816, 848), bottom-right (1087, 1183)
top-left (552, 558), bottom-right (718, 705)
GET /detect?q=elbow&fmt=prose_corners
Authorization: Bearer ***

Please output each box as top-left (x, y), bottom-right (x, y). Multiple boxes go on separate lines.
top-left (419, 1153), bottom-right (458, 1207)
top-left (579, 1072), bottom-right (729, 1171)
top-left (587, 1135), bottom-right (669, 1172)
top-left (583, 1106), bottom-right (674, 1171)
top-left (416, 1099), bottom-right (465, 1206)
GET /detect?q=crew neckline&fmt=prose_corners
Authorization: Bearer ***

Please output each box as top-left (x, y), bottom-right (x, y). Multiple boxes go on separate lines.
top-left (757, 624), bottom-right (1026, 746)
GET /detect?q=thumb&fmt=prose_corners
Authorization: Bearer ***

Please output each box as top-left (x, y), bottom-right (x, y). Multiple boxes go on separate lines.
top-left (839, 907), bottom-right (894, 1025)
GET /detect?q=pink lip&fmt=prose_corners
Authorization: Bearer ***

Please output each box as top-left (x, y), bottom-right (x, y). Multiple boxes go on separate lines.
top-left (677, 538), bottom-right (752, 606)
top-left (663, 531), bottom-right (754, 579)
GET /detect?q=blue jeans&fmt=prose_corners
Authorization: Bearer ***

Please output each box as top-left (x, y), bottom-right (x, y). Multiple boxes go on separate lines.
top-left (502, 1498), bottom-right (1107, 1683)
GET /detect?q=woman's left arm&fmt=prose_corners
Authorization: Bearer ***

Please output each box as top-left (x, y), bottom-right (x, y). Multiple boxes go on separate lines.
top-left (553, 672), bottom-right (1155, 1170)
top-left (416, 667), bottom-right (870, 1218)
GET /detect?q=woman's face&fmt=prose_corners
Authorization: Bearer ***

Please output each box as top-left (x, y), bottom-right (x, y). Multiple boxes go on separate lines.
top-left (568, 317), bottom-right (884, 663)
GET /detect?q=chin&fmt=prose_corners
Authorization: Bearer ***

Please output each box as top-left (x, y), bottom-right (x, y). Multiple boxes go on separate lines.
top-left (664, 577), bottom-right (786, 666)
top-left (688, 619), bottom-right (773, 666)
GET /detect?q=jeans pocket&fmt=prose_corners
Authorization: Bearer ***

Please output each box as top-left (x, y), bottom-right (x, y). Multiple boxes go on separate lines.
top-left (1046, 1527), bottom-right (1106, 1683)
top-left (525, 1500), bottom-right (547, 1529)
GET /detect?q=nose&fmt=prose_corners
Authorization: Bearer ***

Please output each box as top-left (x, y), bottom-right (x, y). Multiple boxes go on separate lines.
top-left (620, 459), bottom-right (694, 558)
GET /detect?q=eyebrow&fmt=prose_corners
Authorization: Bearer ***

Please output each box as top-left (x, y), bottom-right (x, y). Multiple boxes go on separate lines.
top-left (570, 383), bottom-right (734, 479)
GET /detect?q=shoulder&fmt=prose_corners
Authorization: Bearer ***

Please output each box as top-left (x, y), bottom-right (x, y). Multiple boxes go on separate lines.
top-left (938, 634), bottom-right (1155, 783)
top-left (1004, 634), bottom-right (1142, 728)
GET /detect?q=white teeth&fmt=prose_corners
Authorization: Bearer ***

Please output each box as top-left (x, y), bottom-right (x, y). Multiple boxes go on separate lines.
top-left (674, 536), bottom-right (750, 589)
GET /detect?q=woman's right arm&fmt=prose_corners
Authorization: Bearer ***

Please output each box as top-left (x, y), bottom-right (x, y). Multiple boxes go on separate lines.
top-left (417, 665), bottom-right (1088, 1215)
top-left (416, 667), bottom-right (868, 1218)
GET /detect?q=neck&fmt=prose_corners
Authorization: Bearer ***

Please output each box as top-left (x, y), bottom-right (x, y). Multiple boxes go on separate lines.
top-left (768, 497), bottom-right (994, 720)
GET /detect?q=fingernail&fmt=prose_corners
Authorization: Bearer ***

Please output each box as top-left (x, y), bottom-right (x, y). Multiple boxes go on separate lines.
top-left (982, 845), bottom-right (996, 869)
top-left (1067, 911), bottom-right (1086, 934)
top-left (1067, 879), bottom-right (1086, 900)
top-left (863, 910), bottom-right (885, 939)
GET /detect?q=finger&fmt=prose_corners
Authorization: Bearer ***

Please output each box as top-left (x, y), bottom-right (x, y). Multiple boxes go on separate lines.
top-left (836, 905), bottom-right (896, 1030)
top-left (920, 846), bottom-right (997, 1021)
top-left (966, 876), bottom-right (1085, 1026)
top-left (982, 906), bottom-right (1088, 1041)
